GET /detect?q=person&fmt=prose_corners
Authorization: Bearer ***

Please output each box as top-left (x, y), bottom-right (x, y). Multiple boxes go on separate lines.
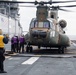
top-left (13, 35), bottom-right (19, 53)
top-left (0, 29), bottom-right (9, 73)
top-left (11, 36), bottom-right (14, 53)
top-left (16, 36), bottom-right (19, 53)
top-left (19, 35), bottom-right (25, 53)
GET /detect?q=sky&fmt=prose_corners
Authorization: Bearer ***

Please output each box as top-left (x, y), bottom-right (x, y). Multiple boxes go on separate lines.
top-left (18, 0), bottom-right (76, 35)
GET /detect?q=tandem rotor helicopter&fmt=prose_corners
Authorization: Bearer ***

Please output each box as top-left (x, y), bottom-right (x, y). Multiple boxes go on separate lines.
top-left (0, 0), bottom-right (76, 54)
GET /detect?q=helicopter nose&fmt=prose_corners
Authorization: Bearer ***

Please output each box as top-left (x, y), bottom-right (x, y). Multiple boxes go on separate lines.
top-left (31, 30), bottom-right (47, 38)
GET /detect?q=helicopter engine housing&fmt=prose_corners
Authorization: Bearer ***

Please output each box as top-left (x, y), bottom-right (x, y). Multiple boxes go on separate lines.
top-left (59, 20), bottom-right (67, 28)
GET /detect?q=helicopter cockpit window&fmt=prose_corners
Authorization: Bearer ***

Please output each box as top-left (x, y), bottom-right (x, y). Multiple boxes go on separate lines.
top-left (43, 22), bottom-right (50, 28)
top-left (34, 22), bottom-right (44, 28)
top-left (30, 21), bottom-right (50, 28)
top-left (37, 22), bottom-right (50, 28)
top-left (38, 22), bottom-right (44, 27)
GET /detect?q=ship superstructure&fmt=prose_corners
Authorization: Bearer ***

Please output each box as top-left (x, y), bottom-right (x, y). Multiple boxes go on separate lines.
top-left (0, 0), bottom-right (22, 38)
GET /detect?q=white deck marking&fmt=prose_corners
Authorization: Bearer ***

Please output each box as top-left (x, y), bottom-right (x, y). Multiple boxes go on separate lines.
top-left (5, 56), bottom-right (11, 58)
top-left (8, 57), bottom-right (21, 60)
top-left (22, 57), bottom-right (39, 65)
top-left (8, 57), bottom-right (13, 60)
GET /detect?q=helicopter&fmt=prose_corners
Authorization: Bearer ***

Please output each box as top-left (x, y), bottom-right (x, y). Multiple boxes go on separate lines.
top-left (22, 1), bottom-right (76, 54)
top-left (0, 0), bottom-right (76, 54)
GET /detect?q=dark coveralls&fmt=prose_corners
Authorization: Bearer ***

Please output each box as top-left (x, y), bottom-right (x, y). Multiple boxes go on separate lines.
top-left (11, 37), bottom-right (14, 53)
top-left (0, 35), bottom-right (8, 73)
top-left (19, 36), bottom-right (25, 53)
top-left (13, 36), bottom-right (19, 53)
top-left (16, 36), bottom-right (19, 53)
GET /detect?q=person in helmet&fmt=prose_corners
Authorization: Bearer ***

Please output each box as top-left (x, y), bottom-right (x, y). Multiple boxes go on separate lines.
top-left (13, 35), bottom-right (19, 53)
top-left (11, 36), bottom-right (14, 53)
top-left (19, 35), bottom-right (25, 53)
top-left (0, 29), bottom-right (9, 73)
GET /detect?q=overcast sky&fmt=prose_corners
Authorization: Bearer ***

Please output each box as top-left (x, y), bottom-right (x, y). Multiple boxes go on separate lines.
top-left (18, 0), bottom-right (76, 35)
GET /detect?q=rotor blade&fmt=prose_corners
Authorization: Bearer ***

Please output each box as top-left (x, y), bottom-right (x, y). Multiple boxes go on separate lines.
top-left (0, 1), bottom-right (35, 4)
top-left (52, 0), bottom-right (76, 4)
top-left (37, 0), bottom-right (76, 4)
top-left (0, 0), bottom-right (76, 4)
top-left (59, 8), bottom-right (72, 12)
top-left (50, 5), bottom-right (76, 9)
top-left (19, 5), bottom-right (36, 7)
top-left (60, 5), bottom-right (76, 8)
top-left (50, 6), bottom-right (72, 12)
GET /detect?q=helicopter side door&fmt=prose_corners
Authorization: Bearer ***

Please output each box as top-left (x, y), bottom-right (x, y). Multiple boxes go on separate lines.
top-left (49, 19), bottom-right (59, 45)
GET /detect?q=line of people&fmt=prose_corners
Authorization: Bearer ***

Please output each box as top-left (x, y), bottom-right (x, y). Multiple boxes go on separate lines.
top-left (11, 35), bottom-right (25, 53)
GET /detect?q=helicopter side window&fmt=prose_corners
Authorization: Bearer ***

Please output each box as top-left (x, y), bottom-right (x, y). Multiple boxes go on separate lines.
top-left (35, 21), bottom-right (38, 27)
top-left (30, 21), bottom-right (34, 28)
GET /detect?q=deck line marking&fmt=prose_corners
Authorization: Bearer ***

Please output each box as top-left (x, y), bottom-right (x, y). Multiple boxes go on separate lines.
top-left (8, 57), bottom-right (13, 60)
top-left (22, 57), bottom-right (39, 65)
top-left (5, 56), bottom-right (11, 58)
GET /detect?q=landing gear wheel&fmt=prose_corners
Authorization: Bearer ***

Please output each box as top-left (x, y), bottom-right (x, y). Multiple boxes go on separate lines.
top-left (26, 46), bottom-right (29, 53)
top-left (58, 47), bottom-right (61, 54)
top-left (38, 46), bottom-right (40, 49)
top-left (29, 46), bottom-right (33, 53)
top-left (58, 47), bottom-right (65, 54)
top-left (26, 45), bottom-right (33, 53)
top-left (61, 47), bottom-right (65, 54)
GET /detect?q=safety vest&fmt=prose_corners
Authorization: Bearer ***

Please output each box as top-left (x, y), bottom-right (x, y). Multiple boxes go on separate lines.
top-left (0, 35), bottom-right (4, 48)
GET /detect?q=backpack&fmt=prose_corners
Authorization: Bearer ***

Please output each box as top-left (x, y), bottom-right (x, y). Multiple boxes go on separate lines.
top-left (3, 37), bottom-right (9, 44)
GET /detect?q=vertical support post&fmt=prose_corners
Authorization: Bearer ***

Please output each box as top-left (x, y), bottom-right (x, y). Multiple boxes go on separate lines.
top-left (8, 3), bottom-right (10, 36)
top-left (15, 18), bottom-right (16, 35)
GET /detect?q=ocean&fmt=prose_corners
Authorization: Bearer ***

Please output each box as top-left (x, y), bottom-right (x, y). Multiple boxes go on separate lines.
top-left (68, 35), bottom-right (76, 40)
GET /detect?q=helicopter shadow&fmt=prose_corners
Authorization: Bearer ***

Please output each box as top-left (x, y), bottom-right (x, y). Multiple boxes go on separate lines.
top-left (26, 47), bottom-right (62, 55)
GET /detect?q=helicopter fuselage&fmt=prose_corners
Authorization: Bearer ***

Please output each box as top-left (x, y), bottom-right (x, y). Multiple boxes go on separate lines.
top-left (25, 18), bottom-right (70, 48)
